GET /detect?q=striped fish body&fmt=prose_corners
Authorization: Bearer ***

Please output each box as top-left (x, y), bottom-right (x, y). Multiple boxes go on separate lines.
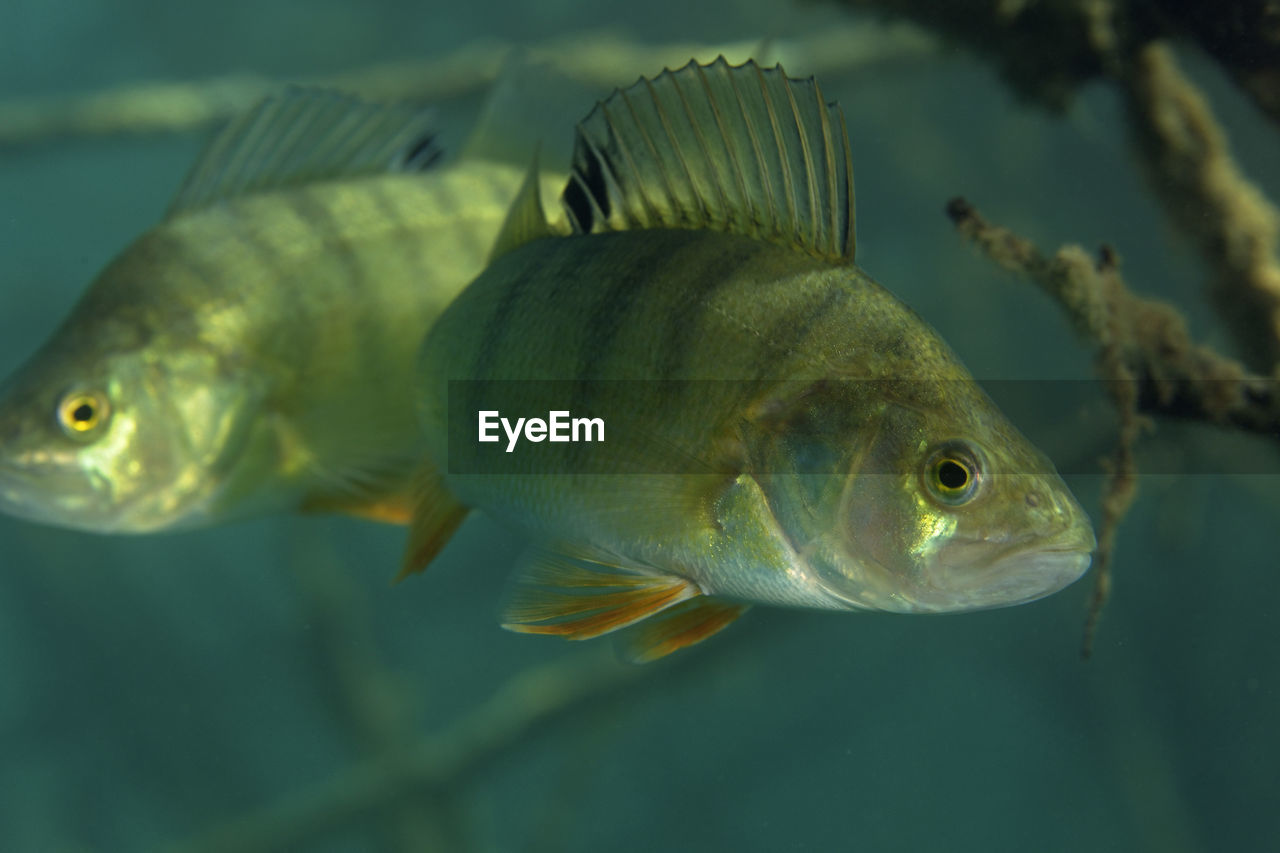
top-left (404, 59), bottom-right (1094, 661)
top-left (0, 88), bottom-right (563, 533)
top-left (115, 162), bottom-right (556, 523)
top-left (422, 227), bottom-right (1012, 607)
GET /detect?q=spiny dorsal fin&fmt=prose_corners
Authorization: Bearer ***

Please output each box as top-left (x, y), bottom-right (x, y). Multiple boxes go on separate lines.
top-left (168, 88), bottom-right (442, 217)
top-left (561, 57), bottom-right (855, 263)
top-left (488, 151), bottom-right (552, 260)
top-left (460, 51), bottom-right (591, 175)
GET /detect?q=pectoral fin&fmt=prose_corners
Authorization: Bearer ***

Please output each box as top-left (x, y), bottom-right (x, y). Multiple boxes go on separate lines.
top-left (396, 461), bottom-right (469, 581)
top-left (501, 545), bottom-right (699, 640)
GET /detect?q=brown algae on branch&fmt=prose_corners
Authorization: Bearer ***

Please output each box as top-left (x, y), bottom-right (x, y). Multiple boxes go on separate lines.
top-left (1122, 42), bottom-right (1280, 373)
top-left (945, 198), bottom-right (1280, 437)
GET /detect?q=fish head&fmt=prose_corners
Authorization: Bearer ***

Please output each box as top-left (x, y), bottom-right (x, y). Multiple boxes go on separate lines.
top-left (805, 383), bottom-right (1095, 613)
top-left (0, 284), bottom-right (258, 533)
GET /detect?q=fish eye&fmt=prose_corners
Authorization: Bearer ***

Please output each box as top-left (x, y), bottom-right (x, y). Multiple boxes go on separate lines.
top-left (57, 390), bottom-right (111, 439)
top-left (924, 442), bottom-right (982, 506)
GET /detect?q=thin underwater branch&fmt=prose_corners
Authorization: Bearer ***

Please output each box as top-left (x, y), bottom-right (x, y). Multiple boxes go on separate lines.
top-left (0, 23), bottom-right (934, 148)
top-left (284, 537), bottom-right (452, 851)
top-left (167, 650), bottom-right (661, 853)
top-left (825, 0), bottom-right (1280, 128)
top-left (946, 198), bottom-right (1280, 437)
top-left (827, 2), bottom-right (1280, 372)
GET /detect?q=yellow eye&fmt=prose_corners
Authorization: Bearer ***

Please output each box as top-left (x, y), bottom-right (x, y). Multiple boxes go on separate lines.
top-left (924, 443), bottom-right (982, 505)
top-left (57, 390), bottom-right (110, 438)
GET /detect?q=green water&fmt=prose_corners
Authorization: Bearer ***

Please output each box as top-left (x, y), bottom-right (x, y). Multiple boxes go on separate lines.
top-left (1, 1), bottom-right (1276, 850)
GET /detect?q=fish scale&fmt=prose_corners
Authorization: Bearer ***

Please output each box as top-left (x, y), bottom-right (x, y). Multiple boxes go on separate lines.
top-left (0, 88), bottom-right (565, 533)
top-left (403, 58), bottom-right (1096, 661)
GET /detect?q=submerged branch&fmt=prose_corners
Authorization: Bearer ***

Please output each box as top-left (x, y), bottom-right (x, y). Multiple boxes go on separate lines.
top-left (946, 198), bottom-right (1280, 437)
top-left (168, 650), bottom-right (656, 853)
top-left (1121, 42), bottom-right (1280, 372)
top-left (827, 0), bottom-right (1280, 128)
top-left (829, 2), bottom-right (1280, 373)
top-left (0, 23), bottom-right (934, 148)
top-left (946, 197), bottom-right (1278, 651)
top-left (285, 539), bottom-right (451, 851)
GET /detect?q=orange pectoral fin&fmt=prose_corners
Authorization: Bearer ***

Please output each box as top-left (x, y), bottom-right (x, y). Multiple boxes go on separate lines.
top-left (500, 546), bottom-right (699, 642)
top-left (395, 462), bottom-right (469, 582)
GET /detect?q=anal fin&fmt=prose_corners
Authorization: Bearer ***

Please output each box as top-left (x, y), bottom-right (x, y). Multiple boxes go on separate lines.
top-left (501, 546), bottom-right (698, 641)
top-left (396, 462), bottom-right (469, 582)
top-left (302, 488), bottom-right (415, 525)
top-left (618, 597), bottom-right (749, 663)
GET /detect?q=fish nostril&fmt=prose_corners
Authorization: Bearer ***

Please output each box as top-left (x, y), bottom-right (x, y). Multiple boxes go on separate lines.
top-left (1025, 492), bottom-right (1040, 508)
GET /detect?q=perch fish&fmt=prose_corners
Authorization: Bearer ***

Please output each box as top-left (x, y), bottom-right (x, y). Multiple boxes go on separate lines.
top-left (0, 89), bottom-right (561, 532)
top-left (405, 58), bottom-right (1097, 660)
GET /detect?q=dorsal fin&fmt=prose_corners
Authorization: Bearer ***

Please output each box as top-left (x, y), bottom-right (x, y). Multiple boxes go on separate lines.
top-left (560, 57), bottom-right (855, 263)
top-left (167, 88), bottom-right (441, 217)
top-left (460, 51), bottom-right (591, 175)
top-left (488, 151), bottom-right (551, 260)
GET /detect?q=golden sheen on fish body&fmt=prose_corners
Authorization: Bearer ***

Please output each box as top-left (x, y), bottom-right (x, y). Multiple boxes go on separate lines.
top-left (0, 89), bottom-right (564, 533)
top-left (405, 58), bottom-right (1097, 661)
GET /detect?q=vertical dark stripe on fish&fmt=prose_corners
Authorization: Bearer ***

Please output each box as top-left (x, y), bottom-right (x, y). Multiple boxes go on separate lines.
top-left (287, 191), bottom-right (368, 375)
top-left (367, 180), bottom-right (439, 339)
top-left (222, 213), bottom-right (297, 329)
top-left (653, 237), bottom-right (760, 383)
top-left (289, 192), bottom-right (363, 285)
top-left (752, 281), bottom-right (846, 380)
top-left (142, 229), bottom-right (223, 307)
top-left (572, 233), bottom-right (668, 413)
top-left (472, 242), bottom-right (543, 382)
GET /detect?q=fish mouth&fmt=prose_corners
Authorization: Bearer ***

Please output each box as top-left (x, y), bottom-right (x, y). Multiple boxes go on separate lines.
top-left (964, 546), bottom-right (1092, 607)
top-left (927, 531), bottom-right (1095, 612)
top-left (0, 454), bottom-right (123, 532)
top-left (0, 460), bottom-right (63, 527)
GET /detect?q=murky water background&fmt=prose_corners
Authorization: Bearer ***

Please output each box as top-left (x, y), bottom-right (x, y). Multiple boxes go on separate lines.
top-left (1, 2), bottom-right (1276, 850)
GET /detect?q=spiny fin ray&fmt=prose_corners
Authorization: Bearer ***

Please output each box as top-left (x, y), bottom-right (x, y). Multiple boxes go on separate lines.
top-left (169, 88), bottom-right (441, 217)
top-left (561, 56), bottom-right (854, 263)
top-left (488, 152), bottom-right (551, 260)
